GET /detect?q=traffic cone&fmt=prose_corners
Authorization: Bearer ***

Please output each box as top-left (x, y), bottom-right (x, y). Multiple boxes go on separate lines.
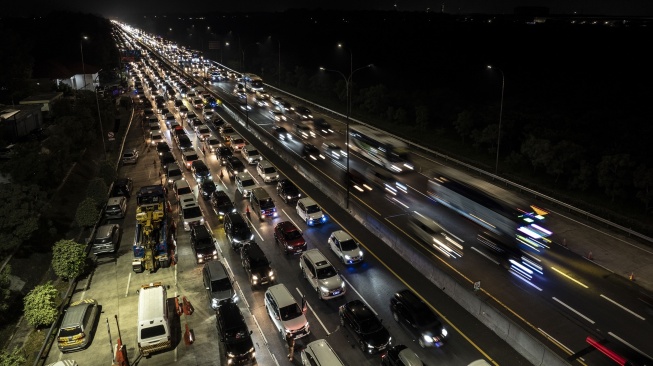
top-left (182, 296), bottom-right (194, 315)
top-left (183, 323), bottom-right (194, 345)
top-left (630, 272), bottom-right (636, 281)
top-left (175, 297), bottom-right (183, 316)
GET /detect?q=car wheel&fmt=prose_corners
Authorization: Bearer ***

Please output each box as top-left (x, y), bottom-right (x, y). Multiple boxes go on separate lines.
top-left (301, 268), bottom-right (306, 278)
top-left (392, 311), bottom-right (400, 322)
top-left (339, 316), bottom-right (345, 327)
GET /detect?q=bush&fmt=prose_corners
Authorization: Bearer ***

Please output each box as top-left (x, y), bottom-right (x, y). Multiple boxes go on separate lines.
top-left (75, 197), bottom-right (99, 228)
top-left (86, 178), bottom-right (109, 208)
top-left (23, 282), bottom-right (58, 328)
top-left (0, 347), bottom-right (26, 366)
top-left (51, 239), bottom-right (86, 280)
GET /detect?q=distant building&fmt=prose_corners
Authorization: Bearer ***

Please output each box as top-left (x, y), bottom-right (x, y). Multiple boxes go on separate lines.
top-left (19, 92), bottom-right (64, 119)
top-left (32, 60), bottom-right (101, 91)
top-left (0, 104), bottom-right (43, 143)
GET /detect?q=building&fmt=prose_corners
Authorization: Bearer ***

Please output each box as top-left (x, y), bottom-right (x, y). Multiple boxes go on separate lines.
top-left (0, 104), bottom-right (43, 143)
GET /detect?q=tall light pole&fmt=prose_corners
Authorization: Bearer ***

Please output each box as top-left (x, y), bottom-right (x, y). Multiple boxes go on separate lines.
top-left (222, 42), bottom-right (229, 64)
top-left (94, 73), bottom-right (107, 160)
top-left (80, 36), bottom-right (88, 91)
top-left (320, 56), bottom-right (373, 209)
top-left (487, 65), bottom-right (505, 175)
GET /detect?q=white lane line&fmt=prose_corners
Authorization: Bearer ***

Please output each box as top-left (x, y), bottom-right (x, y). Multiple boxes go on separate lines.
top-left (125, 272), bottom-right (132, 297)
top-left (295, 288), bottom-right (330, 335)
top-left (552, 297), bottom-right (595, 324)
top-left (600, 294), bottom-right (646, 320)
top-left (340, 276), bottom-right (379, 316)
top-left (282, 209), bottom-right (303, 231)
top-left (470, 246), bottom-right (500, 265)
top-left (609, 332), bottom-right (653, 360)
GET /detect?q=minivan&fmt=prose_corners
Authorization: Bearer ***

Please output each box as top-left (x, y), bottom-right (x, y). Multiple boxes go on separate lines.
top-left (224, 213), bottom-right (254, 251)
top-left (203, 260), bottom-right (237, 309)
top-left (242, 144), bottom-right (261, 165)
top-left (57, 299), bottom-right (100, 352)
top-left (137, 283), bottom-right (171, 356)
top-left (264, 284), bottom-right (310, 339)
top-left (105, 196), bottom-right (127, 219)
top-left (250, 187), bottom-right (277, 220)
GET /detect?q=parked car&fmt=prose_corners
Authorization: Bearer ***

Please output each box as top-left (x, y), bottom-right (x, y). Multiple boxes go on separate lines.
top-left (110, 178), bottom-right (133, 199)
top-left (122, 149), bottom-right (139, 165)
top-left (57, 299), bottom-right (100, 352)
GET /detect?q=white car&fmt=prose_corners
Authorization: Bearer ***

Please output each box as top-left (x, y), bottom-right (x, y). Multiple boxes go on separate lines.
top-left (256, 160), bottom-right (279, 183)
top-left (150, 131), bottom-right (164, 146)
top-left (296, 197), bottom-right (327, 226)
top-left (235, 172), bottom-right (256, 198)
top-left (328, 230), bottom-right (364, 265)
top-left (195, 125), bottom-right (212, 141)
top-left (299, 249), bottom-right (346, 300)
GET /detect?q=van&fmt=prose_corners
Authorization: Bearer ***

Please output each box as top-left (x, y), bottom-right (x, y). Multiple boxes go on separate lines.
top-left (242, 144), bottom-right (261, 165)
top-left (203, 260), bottom-right (237, 309)
top-left (105, 196), bottom-right (127, 219)
top-left (137, 282), bottom-right (171, 356)
top-left (57, 299), bottom-right (100, 352)
top-left (264, 284), bottom-right (310, 339)
top-left (250, 187), bottom-right (277, 220)
top-left (173, 179), bottom-right (192, 202)
top-left (92, 224), bottom-right (120, 255)
top-left (301, 339), bottom-right (345, 366)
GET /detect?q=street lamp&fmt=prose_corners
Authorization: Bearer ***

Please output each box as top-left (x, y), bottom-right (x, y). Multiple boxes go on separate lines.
top-left (80, 35), bottom-right (88, 91)
top-left (487, 65), bottom-right (505, 175)
top-left (222, 42), bottom-right (229, 64)
top-left (320, 49), bottom-right (373, 209)
top-left (94, 72), bottom-right (107, 160)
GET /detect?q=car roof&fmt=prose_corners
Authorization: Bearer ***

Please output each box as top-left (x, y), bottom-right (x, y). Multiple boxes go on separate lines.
top-left (298, 197), bottom-right (317, 206)
top-left (346, 299), bottom-right (374, 320)
top-left (277, 221), bottom-right (299, 232)
top-left (258, 160), bottom-right (272, 168)
top-left (217, 301), bottom-right (246, 329)
top-left (61, 299), bottom-right (97, 328)
top-left (331, 230), bottom-right (352, 242)
top-left (395, 289), bottom-right (430, 312)
top-left (96, 224), bottom-right (118, 238)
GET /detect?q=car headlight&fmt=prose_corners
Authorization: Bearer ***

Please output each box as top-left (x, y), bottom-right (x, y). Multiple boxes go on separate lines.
top-left (213, 250), bottom-right (217, 255)
top-left (232, 293), bottom-right (239, 302)
top-left (287, 195), bottom-right (292, 200)
top-left (344, 254), bottom-right (351, 259)
top-left (422, 334), bottom-right (434, 343)
top-left (268, 270), bottom-right (274, 276)
top-left (211, 298), bottom-right (219, 309)
top-left (367, 343), bottom-right (375, 349)
top-left (252, 275), bottom-right (258, 280)
top-left (441, 328), bottom-right (448, 337)
top-left (319, 286), bottom-right (329, 293)
top-left (359, 250), bottom-right (364, 257)
top-left (341, 281), bottom-right (346, 288)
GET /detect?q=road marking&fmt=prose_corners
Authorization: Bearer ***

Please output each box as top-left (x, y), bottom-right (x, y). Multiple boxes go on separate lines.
top-left (295, 288), bottom-right (330, 335)
top-left (552, 297), bottom-right (595, 324)
top-left (470, 246), bottom-right (500, 265)
top-left (340, 276), bottom-right (379, 316)
top-left (609, 331), bottom-right (653, 360)
top-left (550, 267), bottom-right (589, 289)
top-left (600, 294), bottom-right (645, 320)
top-left (125, 272), bottom-right (132, 297)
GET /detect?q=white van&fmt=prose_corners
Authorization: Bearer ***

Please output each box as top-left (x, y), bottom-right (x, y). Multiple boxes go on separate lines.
top-left (301, 339), bottom-right (345, 366)
top-left (137, 282), bottom-right (171, 356)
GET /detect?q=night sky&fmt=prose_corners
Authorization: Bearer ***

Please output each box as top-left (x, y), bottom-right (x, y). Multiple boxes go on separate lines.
top-left (13, 0), bottom-right (653, 18)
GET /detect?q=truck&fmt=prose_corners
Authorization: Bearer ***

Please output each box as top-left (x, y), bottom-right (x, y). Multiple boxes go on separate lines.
top-left (132, 185), bottom-right (172, 273)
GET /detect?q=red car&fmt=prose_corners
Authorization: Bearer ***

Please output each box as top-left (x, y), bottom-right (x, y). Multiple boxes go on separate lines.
top-left (273, 221), bottom-right (306, 255)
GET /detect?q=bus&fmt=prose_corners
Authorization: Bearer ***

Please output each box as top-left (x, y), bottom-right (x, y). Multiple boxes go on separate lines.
top-left (242, 73), bottom-right (264, 91)
top-left (426, 165), bottom-right (551, 250)
top-left (348, 125), bottom-right (414, 173)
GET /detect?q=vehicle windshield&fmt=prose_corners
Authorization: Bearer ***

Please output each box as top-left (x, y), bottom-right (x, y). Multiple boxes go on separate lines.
top-left (260, 198), bottom-right (275, 209)
top-left (414, 309), bottom-right (442, 328)
top-left (283, 185), bottom-right (298, 194)
top-left (209, 138), bottom-right (220, 145)
top-left (316, 266), bottom-right (337, 279)
top-left (279, 304), bottom-right (302, 321)
top-left (185, 154), bottom-right (199, 161)
top-left (183, 207), bottom-right (202, 218)
top-left (169, 169), bottom-right (182, 177)
top-left (284, 229), bottom-right (302, 240)
top-left (211, 278), bottom-right (232, 291)
top-left (339, 239), bottom-right (358, 251)
top-left (195, 237), bottom-right (213, 249)
top-left (224, 326), bottom-right (250, 342)
top-left (241, 179), bottom-right (255, 187)
top-left (263, 167), bottom-right (275, 174)
top-left (359, 316), bottom-right (383, 333)
top-left (177, 187), bottom-right (192, 195)
top-left (306, 205), bottom-right (321, 214)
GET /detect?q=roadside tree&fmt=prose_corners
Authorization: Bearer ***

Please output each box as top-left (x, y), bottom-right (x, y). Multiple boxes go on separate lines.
top-left (86, 178), bottom-right (108, 209)
top-left (0, 347), bottom-right (26, 366)
top-left (23, 282), bottom-right (58, 328)
top-left (0, 183), bottom-right (46, 253)
top-left (51, 239), bottom-right (86, 280)
top-left (75, 197), bottom-right (99, 228)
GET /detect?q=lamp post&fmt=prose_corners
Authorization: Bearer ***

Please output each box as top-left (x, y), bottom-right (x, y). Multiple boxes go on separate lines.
top-left (222, 42), bottom-right (229, 65)
top-left (487, 65), bottom-right (505, 175)
top-left (94, 72), bottom-right (107, 160)
top-left (80, 36), bottom-right (88, 91)
top-left (320, 55), bottom-right (373, 209)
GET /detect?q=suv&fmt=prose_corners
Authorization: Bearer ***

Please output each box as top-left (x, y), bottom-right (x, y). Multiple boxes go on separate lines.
top-left (216, 146), bottom-right (233, 165)
top-left (328, 230), bottom-right (364, 265)
top-left (173, 179), bottom-right (192, 202)
top-left (241, 242), bottom-right (275, 288)
top-left (294, 123), bottom-right (315, 139)
top-left (191, 159), bottom-right (212, 182)
top-left (166, 162), bottom-right (184, 187)
top-left (264, 284), bottom-right (309, 339)
top-left (210, 190), bottom-right (236, 221)
top-left (296, 197), bottom-right (327, 226)
top-left (182, 150), bottom-right (200, 170)
top-left (250, 187), bottom-right (277, 220)
top-left (299, 249), bottom-right (346, 300)
top-left (235, 172), bottom-right (256, 198)
top-left (110, 178), bottom-right (133, 199)
top-left (339, 300), bottom-right (392, 354)
top-left (203, 260), bottom-right (237, 309)
top-left (190, 224), bottom-right (218, 264)
top-left (105, 196), bottom-right (127, 219)
top-left (226, 156), bottom-right (246, 178)
top-left (57, 299), bottom-right (100, 352)
top-left (199, 179), bottom-right (217, 200)
top-left (229, 134), bottom-right (246, 152)
top-left (180, 199), bottom-right (204, 231)
top-left (203, 137), bottom-right (221, 154)
top-left (224, 213), bottom-right (254, 251)
top-left (216, 302), bottom-right (256, 365)
top-left (381, 345), bottom-right (425, 366)
top-left (276, 179), bottom-right (301, 203)
top-left (159, 151), bottom-right (175, 171)
top-left (242, 145), bottom-right (261, 165)
top-left (177, 134), bottom-right (193, 152)
top-left (390, 289), bottom-right (447, 348)
top-left (122, 148), bottom-right (139, 165)
top-left (256, 160), bottom-right (279, 183)
top-left (92, 224), bottom-right (120, 255)
top-left (301, 339), bottom-right (345, 366)
top-left (274, 221), bottom-right (306, 255)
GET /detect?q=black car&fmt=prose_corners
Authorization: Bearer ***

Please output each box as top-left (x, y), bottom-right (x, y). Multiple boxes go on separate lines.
top-left (224, 213), bottom-right (254, 251)
top-left (381, 345), bottom-right (424, 366)
top-left (339, 299), bottom-right (391, 354)
top-left (199, 179), bottom-right (217, 200)
top-left (216, 301), bottom-right (256, 365)
top-left (226, 156), bottom-right (245, 178)
top-left (156, 141), bottom-right (170, 156)
top-left (177, 134), bottom-right (193, 152)
top-left (210, 190), bottom-right (236, 221)
top-left (276, 179), bottom-right (301, 203)
top-left (216, 146), bottom-right (233, 166)
top-left (191, 160), bottom-right (212, 182)
top-left (110, 178), bottom-right (133, 199)
top-left (294, 106), bottom-right (313, 120)
top-left (272, 126), bottom-right (290, 141)
top-left (240, 242), bottom-right (274, 288)
top-left (211, 117), bottom-right (225, 130)
top-left (313, 118), bottom-right (333, 134)
top-left (190, 224), bottom-right (217, 264)
top-left (302, 143), bottom-right (325, 161)
top-left (390, 289), bottom-right (447, 348)
top-left (159, 151), bottom-right (175, 171)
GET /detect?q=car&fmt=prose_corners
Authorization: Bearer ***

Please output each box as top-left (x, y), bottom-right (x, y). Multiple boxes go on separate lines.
top-left (105, 196), bottom-right (127, 219)
top-left (122, 148), bottom-right (139, 164)
top-left (272, 126), bottom-right (291, 141)
top-left (199, 179), bottom-right (217, 200)
top-left (268, 109), bottom-right (287, 123)
top-left (240, 242), bottom-right (275, 288)
top-left (203, 109), bottom-right (216, 121)
top-left (339, 299), bottom-right (392, 354)
top-left (185, 111), bottom-right (197, 123)
top-left (313, 118), bottom-right (334, 134)
top-left (294, 124), bottom-right (315, 139)
top-left (210, 190), bottom-right (236, 221)
top-left (299, 249), bottom-right (346, 300)
top-left (203, 260), bottom-right (237, 309)
top-left (178, 105), bottom-right (189, 117)
top-left (381, 345), bottom-right (425, 366)
top-left (196, 125), bottom-right (212, 141)
top-left (155, 141), bottom-right (171, 156)
top-left (294, 106), bottom-right (313, 120)
top-left (390, 289), bottom-right (448, 348)
top-left (173, 99), bottom-right (183, 111)
top-left (57, 299), bottom-right (100, 352)
top-left (408, 211), bottom-right (464, 259)
top-left (276, 179), bottom-right (301, 203)
top-left (229, 134), bottom-right (246, 152)
top-left (193, 98), bottom-right (204, 109)
top-left (270, 95), bottom-right (285, 106)
top-left (191, 159), bottom-right (212, 182)
top-left (255, 90), bottom-right (269, 100)
top-left (174, 179), bottom-right (193, 203)
top-left (300, 339), bottom-right (346, 366)
top-left (215, 301), bottom-right (256, 365)
top-left (256, 160), bottom-right (279, 183)
top-left (302, 143), bottom-right (325, 161)
top-left (328, 230), bottom-right (364, 264)
top-left (346, 169), bottom-right (373, 193)
top-left (176, 134), bottom-right (193, 152)
top-left (216, 146), bottom-right (233, 165)
top-left (210, 117), bottom-right (225, 130)
top-left (264, 284), bottom-right (309, 340)
top-left (92, 224), bottom-right (121, 255)
top-left (159, 151), bottom-right (176, 171)
top-left (189, 118), bottom-right (203, 130)
top-left (322, 142), bottom-right (343, 159)
top-left (274, 221), bottom-right (306, 255)
top-left (224, 212), bottom-right (254, 250)
top-left (182, 150), bottom-right (200, 170)
top-left (110, 178), bottom-right (133, 199)
top-left (296, 197), bottom-right (327, 226)
top-left (235, 171), bottom-right (256, 198)
top-left (164, 113), bottom-right (176, 127)
top-left (242, 145), bottom-right (261, 165)
top-left (365, 167), bottom-right (408, 196)
top-left (202, 137), bottom-right (221, 154)
top-left (278, 100), bottom-right (294, 113)
top-left (226, 156), bottom-right (245, 178)
top-left (166, 162), bottom-right (184, 186)
top-left (180, 199), bottom-right (204, 231)
top-left (254, 96), bottom-right (269, 107)
top-left (190, 223), bottom-right (218, 264)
